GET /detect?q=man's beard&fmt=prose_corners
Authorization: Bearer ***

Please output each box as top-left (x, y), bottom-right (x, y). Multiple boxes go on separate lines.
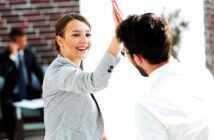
top-left (132, 58), bottom-right (148, 77)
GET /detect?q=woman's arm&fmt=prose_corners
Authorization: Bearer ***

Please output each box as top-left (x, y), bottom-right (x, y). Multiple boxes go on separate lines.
top-left (54, 51), bottom-right (120, 94)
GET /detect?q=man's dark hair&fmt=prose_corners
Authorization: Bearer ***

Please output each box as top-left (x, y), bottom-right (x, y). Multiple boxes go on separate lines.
top-left (116, 13), bottom-right (173, 64)
top-left (9, 28), bottom-right (25, 41)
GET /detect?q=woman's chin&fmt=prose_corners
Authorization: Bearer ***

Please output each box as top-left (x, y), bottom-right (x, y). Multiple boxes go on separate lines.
top-left (80, 52), bottom-right (90, 59)
top-left (79, 54), bottom-right (88, 59)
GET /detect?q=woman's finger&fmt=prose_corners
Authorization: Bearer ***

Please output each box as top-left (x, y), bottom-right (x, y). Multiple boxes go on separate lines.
top-left (102, 134), bottom-right (107, 140)
top-left (112, 0), bottom-right (123, 16)
top-left (112, 9), bottom-right (119, 27)
top-left (112, 2), bottom-right (123, 23)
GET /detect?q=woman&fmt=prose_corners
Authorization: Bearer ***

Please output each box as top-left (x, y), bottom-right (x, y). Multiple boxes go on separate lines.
top-left (42, 3), bottom-right (123, 140)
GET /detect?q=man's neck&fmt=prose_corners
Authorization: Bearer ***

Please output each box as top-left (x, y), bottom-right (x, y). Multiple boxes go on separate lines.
top-left (147, 60), bottom-right (169, 75)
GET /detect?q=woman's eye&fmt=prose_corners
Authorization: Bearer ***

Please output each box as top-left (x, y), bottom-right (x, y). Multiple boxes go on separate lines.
top-left (86, 33), bottom-right (91, 37)
top-left (72, 34), bottom-right (80, 37)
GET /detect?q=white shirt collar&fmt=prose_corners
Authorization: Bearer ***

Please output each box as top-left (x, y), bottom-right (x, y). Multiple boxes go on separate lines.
top-left (149, 57), bottom-right (179, 85)
top-left (18, 49), bottom-right (24, 56)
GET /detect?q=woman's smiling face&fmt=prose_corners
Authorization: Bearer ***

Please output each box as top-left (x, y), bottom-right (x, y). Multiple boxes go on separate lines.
top-left (57, 19), bottom-right (92, 65)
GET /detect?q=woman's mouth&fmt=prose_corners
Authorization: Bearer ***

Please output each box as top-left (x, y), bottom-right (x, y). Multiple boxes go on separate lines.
top-left (76, 47), bottom-right (88, 52)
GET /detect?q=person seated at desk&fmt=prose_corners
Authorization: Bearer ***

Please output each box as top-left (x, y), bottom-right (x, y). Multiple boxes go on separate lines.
top-left (0, 28), bottom-right (44, 140)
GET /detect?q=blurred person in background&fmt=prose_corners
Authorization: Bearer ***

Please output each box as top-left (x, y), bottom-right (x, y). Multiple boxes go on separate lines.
top-left (116, 13), bottom-right (213, 140)
top-left (42, 2), bottom-right (122, 140)
top-left (0, 28), bottom-right (44, 140)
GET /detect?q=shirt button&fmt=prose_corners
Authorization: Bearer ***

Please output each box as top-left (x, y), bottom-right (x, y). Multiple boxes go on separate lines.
top-left (110, 66), bottom-right (114, 69)
top-left (108, 69), bottom-right (112, 73)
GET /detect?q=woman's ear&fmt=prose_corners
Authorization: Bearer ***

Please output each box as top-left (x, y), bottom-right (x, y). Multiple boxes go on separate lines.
top-left (55, 36), bottom-right (63, 48)
top-left (133, 54), bottom-right (143, 66)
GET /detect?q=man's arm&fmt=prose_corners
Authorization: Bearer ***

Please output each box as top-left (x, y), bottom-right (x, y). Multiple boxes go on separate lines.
top-left (0, 50), bottom-right (16, 77)
top-left (28, 50), bottom-right (44, 85)
top-left (135, 104), bottom-right (168, 140)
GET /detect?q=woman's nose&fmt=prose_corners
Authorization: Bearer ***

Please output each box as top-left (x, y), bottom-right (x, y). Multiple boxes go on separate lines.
top-left (80, 35), bottom-right (88, 44)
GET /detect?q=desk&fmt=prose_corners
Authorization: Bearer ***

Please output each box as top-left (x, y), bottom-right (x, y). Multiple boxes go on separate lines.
top-left (13, 99), bottom-right (44, 140)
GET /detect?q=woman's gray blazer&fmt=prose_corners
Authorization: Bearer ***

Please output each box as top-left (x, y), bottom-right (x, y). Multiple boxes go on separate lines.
top-left (42, 51), bottom-right (120, 140)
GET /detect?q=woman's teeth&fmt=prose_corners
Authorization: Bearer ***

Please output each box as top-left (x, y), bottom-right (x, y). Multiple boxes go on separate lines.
top-left (77, 47), bottom-right (87, 51)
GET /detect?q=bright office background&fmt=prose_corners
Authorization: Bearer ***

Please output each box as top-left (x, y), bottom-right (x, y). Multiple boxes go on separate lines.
top-left (80, 0), bottom-right (205, 139)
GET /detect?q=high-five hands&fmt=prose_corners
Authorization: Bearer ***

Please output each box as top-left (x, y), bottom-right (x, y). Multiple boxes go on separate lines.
top-left (108, 0), bottom-right (123, 57)
top-left (111, 0), bottom-right (123, 28)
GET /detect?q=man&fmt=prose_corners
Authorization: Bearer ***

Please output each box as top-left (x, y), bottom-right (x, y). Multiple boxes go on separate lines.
top-left (0, 28), bottom-right (44, 140)
top-left (116, 13), bottom-right (214, 140)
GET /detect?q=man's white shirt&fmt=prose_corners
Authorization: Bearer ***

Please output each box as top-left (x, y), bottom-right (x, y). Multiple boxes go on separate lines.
top-left (135, 58), bottom-right (214, 140)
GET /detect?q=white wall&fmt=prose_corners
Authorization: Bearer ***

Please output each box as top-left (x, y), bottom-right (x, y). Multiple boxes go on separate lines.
top-left (80, 0), bottom-right (205, 139)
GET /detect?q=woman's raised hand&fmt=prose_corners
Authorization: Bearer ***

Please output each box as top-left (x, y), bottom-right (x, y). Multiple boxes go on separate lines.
top-left (108, 0), bottom-right (123, 57)
top-left (112, 0), bottom-right (123, 28)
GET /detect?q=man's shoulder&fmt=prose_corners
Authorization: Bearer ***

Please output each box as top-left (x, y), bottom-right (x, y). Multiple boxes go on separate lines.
top-left (0, 48), bottom-right (9, 56)
top-left (0, 49), bottom-right (10, 61)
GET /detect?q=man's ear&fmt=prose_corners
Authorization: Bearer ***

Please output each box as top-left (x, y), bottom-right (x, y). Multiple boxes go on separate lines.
top-left (55, 36), bottom-right (63, 48)
top-left (133, 54), bottom-right (143, 66)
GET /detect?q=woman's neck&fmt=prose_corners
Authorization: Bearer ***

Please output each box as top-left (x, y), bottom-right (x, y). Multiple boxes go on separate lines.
top-left (70, 59), bottom-right (81, 68)
top-left (60, 52), bottom-right (81, 67)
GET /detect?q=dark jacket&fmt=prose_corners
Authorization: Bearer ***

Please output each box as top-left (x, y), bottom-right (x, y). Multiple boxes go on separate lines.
top-left (0, 48), bottom-right (44, 100)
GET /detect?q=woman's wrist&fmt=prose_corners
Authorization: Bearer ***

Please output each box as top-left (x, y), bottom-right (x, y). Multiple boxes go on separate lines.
top-left (108, 35), bottom-right (121, 57)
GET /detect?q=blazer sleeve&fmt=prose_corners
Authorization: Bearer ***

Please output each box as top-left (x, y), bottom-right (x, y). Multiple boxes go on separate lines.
top-left (0, 50), bottom-right (16, 77)
top-left (55, 51), bottom-right (121, 94)
top-left (29, 50), bottom-right (44, 85)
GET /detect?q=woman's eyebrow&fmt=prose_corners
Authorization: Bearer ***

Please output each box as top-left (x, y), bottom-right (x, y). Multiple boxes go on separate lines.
top-left (72, 30), bottom-right (91, 32)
